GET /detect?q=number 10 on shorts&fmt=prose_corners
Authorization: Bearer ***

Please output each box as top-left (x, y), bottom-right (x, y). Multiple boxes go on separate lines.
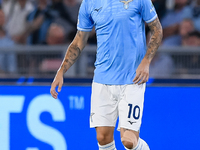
top-left (128, 104), bottom-right (140, 120)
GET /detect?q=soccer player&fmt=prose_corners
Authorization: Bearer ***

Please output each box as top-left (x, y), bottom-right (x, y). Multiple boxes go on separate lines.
top-left (50, 0), bottom-right (163, 149)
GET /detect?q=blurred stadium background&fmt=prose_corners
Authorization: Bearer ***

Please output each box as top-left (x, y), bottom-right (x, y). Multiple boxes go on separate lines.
top-left (0, 0), bottom-right (200, 149)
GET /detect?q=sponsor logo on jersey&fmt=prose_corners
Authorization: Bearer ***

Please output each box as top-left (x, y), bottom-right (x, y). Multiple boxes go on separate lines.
top-left (120, 0), bottom-right (133, 10)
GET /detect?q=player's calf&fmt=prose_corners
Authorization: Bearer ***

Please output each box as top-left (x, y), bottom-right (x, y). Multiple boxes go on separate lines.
top-left (121, 129), bottom-right (150, 150)
top-left (124, 138), bottom-right (150, 150)
top-left (121, 130), bottom-right (138, 149)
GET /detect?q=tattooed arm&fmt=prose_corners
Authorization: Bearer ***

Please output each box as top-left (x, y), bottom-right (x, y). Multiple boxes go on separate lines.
top-left (50, 30), bottom-right (90, 99)
top-left (133, 17), bottom-right (163, 84)
top-left (59, 30), bottom-right (90, 73)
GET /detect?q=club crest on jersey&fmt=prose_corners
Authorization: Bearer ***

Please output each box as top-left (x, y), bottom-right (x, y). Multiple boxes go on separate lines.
top-left (120, 0), bottom-right (133, 9)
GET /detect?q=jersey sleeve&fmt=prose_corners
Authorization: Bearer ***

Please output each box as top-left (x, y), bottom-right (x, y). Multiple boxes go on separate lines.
top-left (77, 0), bottom-right (94, 32)
top-left (140, 0), bottom-right (157, 23)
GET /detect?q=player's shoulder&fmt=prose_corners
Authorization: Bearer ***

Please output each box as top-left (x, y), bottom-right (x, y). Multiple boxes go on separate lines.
top-left (138, 0), bottom-right (150, 5)
top-left (81, 0), bottom-right (96, 10)
top-left (139, 0), bottom-right (151, 2)
top-left (81, 0), bottom-right (96, 6)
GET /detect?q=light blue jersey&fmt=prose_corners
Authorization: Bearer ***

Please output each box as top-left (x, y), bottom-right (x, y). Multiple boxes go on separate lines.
top-left (77, 0), bottom-right (157, 85)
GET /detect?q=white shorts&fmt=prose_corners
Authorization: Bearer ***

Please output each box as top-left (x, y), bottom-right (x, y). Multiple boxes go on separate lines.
top-left (90, 82), bottom-right (146, 131)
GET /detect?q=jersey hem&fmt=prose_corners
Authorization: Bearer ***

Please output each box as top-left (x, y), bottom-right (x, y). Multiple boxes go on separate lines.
top-left (77, 27), bottom-right (93, 32)
top-left (93, 80), bottom-right (135, 85)
top-left (145, 14), bottom-right (157, 23)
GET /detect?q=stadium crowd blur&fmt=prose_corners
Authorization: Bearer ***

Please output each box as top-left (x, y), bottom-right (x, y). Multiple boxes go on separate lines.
top-left (0, 0), bottom-right (97, 45)
top-left (0, 0), bottom-right (200, 77)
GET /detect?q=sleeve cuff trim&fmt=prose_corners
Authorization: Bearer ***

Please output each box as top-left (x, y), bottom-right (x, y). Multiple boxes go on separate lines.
top-left (145, 15), bottom-right (157, 23)
top-left (77, 27), bottom-right (93, 32)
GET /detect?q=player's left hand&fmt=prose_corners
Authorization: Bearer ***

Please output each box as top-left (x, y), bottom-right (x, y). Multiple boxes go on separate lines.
top-left (133, 58), bottom-right (150, 85)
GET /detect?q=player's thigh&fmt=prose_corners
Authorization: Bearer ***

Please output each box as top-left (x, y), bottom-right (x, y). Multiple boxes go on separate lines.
top-left (118, 83), bottom-right (146, 131)
top-left (90, 82), bottom-right (118, 128)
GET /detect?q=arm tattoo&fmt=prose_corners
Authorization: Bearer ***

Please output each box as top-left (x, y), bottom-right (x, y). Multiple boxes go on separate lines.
top-left (146, 18), bottom-right (163, 61)
top-left (59, 30), bottom-right (90, 74)
top-left (77, 30), bottom-right (81, 38)
top-left (61, 44), bottom-right (81, 73)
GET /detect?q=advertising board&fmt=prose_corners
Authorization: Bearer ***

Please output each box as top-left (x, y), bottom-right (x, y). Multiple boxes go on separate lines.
top-left (0, 86), bottom-right (199, 150)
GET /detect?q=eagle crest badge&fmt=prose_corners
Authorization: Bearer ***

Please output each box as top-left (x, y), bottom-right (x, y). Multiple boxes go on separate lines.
top-left (120, 0), bottom-right (133, 9)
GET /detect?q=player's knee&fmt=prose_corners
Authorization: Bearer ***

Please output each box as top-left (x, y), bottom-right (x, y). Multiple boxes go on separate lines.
top-left (97, 133), bottom-right (113, 145)
top-left (121, 131), bottom-right (138, 149)
top-left (96, 127), bottom-right (114, 145)
top-left (96, 134), bottom-right (105, 143)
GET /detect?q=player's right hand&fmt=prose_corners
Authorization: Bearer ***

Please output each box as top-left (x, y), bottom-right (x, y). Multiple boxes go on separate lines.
top-left (50, 70), bottom-right (63, 99)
